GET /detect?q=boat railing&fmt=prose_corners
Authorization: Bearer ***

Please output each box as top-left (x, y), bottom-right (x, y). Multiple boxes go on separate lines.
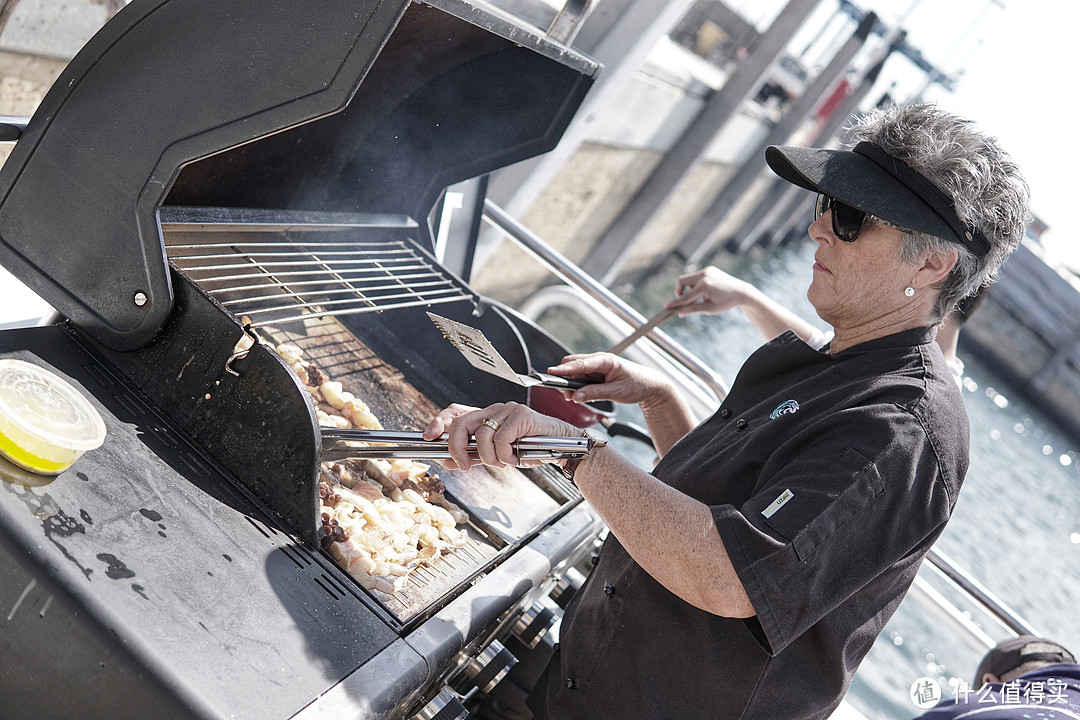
top-left (482, 199), bottom-right (729, 401)
top-left (480, 198), bottom-right (1040, 647)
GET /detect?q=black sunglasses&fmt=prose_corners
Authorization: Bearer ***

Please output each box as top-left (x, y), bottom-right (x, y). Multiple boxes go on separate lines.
top-left (814, 194), bottom-right (870, 242)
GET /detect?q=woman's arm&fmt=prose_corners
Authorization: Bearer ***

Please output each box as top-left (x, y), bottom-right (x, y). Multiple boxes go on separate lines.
top-left (573, 442), bottom-right (754, 618)
top-left (423, 402), bottom-right (754, 618)
top-left (667, 266), bottom-right (821, 343)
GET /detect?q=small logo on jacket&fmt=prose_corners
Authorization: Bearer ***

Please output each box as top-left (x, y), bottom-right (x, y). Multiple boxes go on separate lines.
top-left (769, 399), bottom-right (800, 419)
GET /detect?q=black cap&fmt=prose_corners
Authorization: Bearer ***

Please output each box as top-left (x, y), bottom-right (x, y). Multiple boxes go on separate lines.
top-left (973, 636), bottom-right (1076, 687)
top-left (766, 142), bottom-right (990, 257)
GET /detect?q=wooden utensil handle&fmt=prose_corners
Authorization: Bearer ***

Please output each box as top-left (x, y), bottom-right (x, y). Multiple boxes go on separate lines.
top-left (605, 307), bottom-right (676, 355)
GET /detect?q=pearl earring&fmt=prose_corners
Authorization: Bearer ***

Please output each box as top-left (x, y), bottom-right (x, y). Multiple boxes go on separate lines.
top-left (904, 286), bottom-right (915, 297)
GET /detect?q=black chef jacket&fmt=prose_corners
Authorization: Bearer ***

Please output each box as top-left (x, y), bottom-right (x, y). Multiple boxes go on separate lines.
top-left (529, 327), bottom-right (969, 720)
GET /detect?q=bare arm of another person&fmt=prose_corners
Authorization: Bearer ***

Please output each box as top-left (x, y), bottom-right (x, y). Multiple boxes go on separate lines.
top-left (423, 401), bottom-right (755, 618)
top-left (667, 266), bottom-right (820, 343)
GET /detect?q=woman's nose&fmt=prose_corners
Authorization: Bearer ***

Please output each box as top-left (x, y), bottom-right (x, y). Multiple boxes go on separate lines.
top-left (809, 212), bottom-right (833, 244)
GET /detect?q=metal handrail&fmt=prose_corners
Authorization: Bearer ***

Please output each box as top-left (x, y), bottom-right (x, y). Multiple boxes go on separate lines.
top-left (480, 198), bottom-right (1038, 645)
top-left (481, 199), bottom-right (728, 400)
top-left (922, 547), bottom-right (1037, 637)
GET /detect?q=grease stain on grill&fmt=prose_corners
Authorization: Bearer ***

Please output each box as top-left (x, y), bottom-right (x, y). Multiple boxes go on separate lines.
top-left (31, 494), bottom-right (60, 519)
top-left (131, 584), bottom-right (149, 600)
top-left (80, 509), bottom-right (93, 525)
top-left (3, 480), bottom-right (61, 518)
top-left (76, 471), bottom-right (89, 482)
top-left (97, 553), bottom-right (136, 580)
top-left (139, 508), bottom-right (168, 537)
top-left (223, 553), bottom-right (232, 562)
top-left (43, 508), bottom-right (91, 580)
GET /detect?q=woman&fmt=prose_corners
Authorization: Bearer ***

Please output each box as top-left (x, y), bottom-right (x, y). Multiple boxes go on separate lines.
top-left (424, 103), bottom-right (1029, 719)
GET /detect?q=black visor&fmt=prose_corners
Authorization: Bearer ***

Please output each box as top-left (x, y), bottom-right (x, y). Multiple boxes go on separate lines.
top-left (766, 142), bottom-right (990, 256)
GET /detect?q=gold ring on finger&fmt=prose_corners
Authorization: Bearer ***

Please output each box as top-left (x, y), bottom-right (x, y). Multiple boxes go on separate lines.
top-left (482, 417), bottom-right (501, 432)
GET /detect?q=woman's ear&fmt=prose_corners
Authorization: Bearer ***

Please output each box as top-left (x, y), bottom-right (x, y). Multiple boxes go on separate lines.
top-left (917, 248), bottom-right (958, 287)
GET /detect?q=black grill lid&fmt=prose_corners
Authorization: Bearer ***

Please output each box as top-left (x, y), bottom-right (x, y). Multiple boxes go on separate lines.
top-left (0, 0), bottom-right (597, 351)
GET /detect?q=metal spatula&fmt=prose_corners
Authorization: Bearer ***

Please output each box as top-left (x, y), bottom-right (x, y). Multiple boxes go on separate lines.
top-left (427, 312), bottom-right (591, 390)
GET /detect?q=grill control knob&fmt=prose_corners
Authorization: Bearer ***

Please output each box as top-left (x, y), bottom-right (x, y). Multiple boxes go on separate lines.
top-left (512, 601), bottom-right (557, 649)
top-left (412, 688), bottom-right (469, 720)
top-left (460, 639), bottom-right (518, 693)
top-left (549, 567), bottom-right (586, 609)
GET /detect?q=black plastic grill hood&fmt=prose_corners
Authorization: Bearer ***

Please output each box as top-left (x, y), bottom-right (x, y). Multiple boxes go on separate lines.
top-left (0, 0), bottom-right (597, 351)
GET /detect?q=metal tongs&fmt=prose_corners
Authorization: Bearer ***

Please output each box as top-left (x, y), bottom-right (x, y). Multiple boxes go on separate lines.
top-left (321, 428), bottom-right (594, 463)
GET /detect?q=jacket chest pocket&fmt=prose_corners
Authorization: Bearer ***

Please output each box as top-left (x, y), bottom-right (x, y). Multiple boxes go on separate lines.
top-left (759, 447), bottom-right (885, 561)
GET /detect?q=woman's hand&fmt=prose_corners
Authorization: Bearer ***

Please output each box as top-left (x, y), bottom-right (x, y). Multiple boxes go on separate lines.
top-left (667, 265), bottom-right (821, 344)
top-left (545, 352), bottom-right (676, 409)
top-left (422, 402), bottom-right (577, 471)
top-left (665, 266), bottom-right (753, 317)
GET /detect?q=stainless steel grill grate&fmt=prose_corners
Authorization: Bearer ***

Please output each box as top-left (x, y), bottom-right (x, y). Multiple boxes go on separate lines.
top-left (162, 207), bottom-right (475, 328)
top-left (376, 537), bottom-right (498, 617)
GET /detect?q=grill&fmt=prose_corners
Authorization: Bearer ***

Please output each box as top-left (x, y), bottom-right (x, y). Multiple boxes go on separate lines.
top-left (0, 1), bottom-right (603, 718)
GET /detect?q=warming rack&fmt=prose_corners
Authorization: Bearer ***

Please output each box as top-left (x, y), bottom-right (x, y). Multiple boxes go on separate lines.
top-left (161, 207), bottom-right (477, 329)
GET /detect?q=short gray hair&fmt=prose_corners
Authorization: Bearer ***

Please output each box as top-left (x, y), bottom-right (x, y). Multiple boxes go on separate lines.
top-left (846, 103), bottom-right (1030, 321)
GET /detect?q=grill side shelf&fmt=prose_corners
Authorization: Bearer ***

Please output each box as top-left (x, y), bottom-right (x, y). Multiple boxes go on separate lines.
top-left (0, 324), bottom-right (402, 720)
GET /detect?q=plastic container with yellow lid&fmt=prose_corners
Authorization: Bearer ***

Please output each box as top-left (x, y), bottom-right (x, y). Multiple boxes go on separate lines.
top-left (0, 359), bottom-right (107, 475)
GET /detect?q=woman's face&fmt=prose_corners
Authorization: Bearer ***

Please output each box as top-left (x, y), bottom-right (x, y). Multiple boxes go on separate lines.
top-left (806, 209), bottom-right (922, 332)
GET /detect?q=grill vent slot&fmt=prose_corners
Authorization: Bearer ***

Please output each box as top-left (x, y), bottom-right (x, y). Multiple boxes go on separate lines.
top-left (313, 575), bottom-right (346, 600)
top-left (245, 516), bottom-right (277, 539)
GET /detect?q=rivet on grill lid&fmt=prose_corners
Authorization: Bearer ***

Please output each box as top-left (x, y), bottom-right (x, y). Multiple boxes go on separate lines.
top-left (133, 291), bottom-right (148, 307)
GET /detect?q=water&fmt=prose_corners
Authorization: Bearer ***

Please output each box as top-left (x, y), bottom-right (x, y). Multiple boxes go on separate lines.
top-left (535, 239), bottom-right (1080, 719)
